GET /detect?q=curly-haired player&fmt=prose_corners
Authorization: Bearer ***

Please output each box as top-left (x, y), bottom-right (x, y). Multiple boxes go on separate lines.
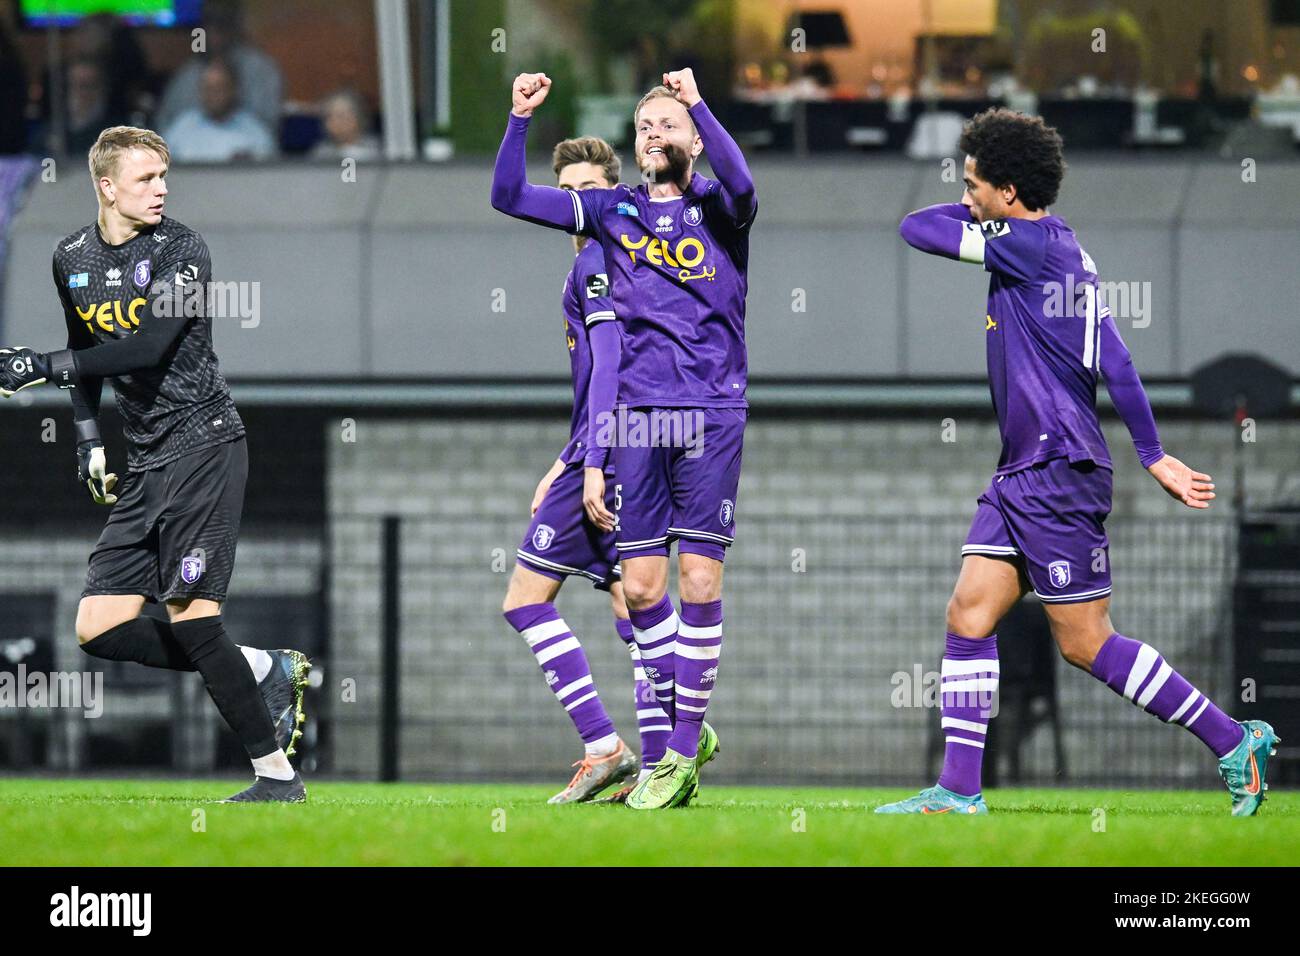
top-left (880, 108), bottom-right (1277, 816)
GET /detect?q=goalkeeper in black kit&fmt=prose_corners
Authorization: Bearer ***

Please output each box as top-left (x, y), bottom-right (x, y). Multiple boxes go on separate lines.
top-left (0, 127), bottom-right (309, 802)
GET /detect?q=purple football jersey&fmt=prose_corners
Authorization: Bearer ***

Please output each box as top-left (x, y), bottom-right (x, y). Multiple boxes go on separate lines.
top-left (968, 212), bottom-right (1114, 474)
top-left (573, 173), bottom-right (753, 409)
top-left (560, 239), bottom-right (616, 466)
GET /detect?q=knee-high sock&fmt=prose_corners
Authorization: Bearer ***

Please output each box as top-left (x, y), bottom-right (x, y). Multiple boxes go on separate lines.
top-left (937, 632), bottom-right (999, 797)
top-left (169, 616), bottom-right (279, 759)
top-left (615, 616), bottom-right (671, 765)
top-left (80, 616), bottom-right (197, 670)
top-left (666, 599), bottom-right (723, 759)
top-left (504, 603), bottom-right (617, 752)
top-left (628, 594), bottom-right (679, 724)
top-left (80, 617), bottom-right (271, 682)
top-left (1090, 632), bottom-right (1243, 758)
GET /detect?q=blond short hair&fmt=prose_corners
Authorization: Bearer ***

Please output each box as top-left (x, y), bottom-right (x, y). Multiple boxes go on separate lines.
top-left (633, 85), bottom-right (695, 132)
top-left (88, 126), bottom-right (171, 187)
top-left (551, 136), bottom-right (621, 184)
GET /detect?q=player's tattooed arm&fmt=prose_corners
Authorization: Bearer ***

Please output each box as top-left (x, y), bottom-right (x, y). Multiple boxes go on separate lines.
top-left (531, 458), bottom-right (566, 515)
top-left (490, 73), bottom-right (582, 233)
top-left (666, 69), bottom-right (757, 226)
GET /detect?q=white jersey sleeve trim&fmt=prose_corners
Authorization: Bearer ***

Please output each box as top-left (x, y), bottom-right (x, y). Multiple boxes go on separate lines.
top-left (958, 221), bottom-right (987, 264)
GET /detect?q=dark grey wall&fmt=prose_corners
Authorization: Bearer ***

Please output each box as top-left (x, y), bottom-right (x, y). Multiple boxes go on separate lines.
top-left (6, 158), bottom-right (1298, 379)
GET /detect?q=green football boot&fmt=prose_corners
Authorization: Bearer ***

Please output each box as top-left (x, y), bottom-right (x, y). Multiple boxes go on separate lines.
top-left (697, 721), bottom-right (720, 768)
top-left (874, 784), bottom-right (988, 815)
top-left (626, 748), bottom-right (697, 810)
top-left (678, 722), bottom-right (719, 807)
top-left (1218, 720), bottom-right (1280, 817)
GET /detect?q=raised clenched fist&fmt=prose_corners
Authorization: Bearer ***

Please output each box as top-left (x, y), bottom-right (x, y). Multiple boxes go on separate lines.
top-left (512, 72), bottom-right (552, 117)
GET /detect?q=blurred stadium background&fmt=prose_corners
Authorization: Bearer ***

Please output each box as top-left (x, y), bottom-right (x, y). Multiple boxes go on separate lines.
top-left (0, 0), bottom-right (1297, 791)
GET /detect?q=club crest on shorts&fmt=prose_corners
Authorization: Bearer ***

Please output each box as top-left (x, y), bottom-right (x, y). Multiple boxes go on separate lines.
top-left (718, 499), bottom-right (735, 528)
top-left (532, 524), bottom-right (556, 551)
top-left (180, 551), bottom-right (205, 584)
top-left (1048, 560), bottom-right (1071, 589)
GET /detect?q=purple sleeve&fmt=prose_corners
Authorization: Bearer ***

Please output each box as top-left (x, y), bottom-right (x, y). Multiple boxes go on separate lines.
top-left (490, 113), bottom-right (580, 232)
top-left (898, 203), bottom-right (974, 260)
top-left (1099, 313), bottom-right (1164, 468)
top-left (688, 99), bottom-right (756, 227)
top-left (900, 205), bottom-right (1047, 282)
top-left (583, 319), bottom-right (620, 468)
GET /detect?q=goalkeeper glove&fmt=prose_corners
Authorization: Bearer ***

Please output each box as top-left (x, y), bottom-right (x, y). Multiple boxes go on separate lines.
top-left (0, 347), bottom-right (77, 396)
top-left (75, 420), bottom-right (118, 506)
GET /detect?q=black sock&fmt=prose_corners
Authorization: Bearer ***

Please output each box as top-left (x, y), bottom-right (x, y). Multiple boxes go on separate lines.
top-left (170, 615), bottom-right (278, 759)
top-left (80, 616), bottom-right (198, 671)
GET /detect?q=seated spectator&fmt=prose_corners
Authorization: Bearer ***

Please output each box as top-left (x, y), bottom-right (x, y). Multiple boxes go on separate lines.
top-left (68, 12), bottom-right (156, 122)
top-left (63, 59), bottom-right (125, 156)
top-left (311, 90), bottom-right (381, 162)
top-left (163, 58), bottom-right (276, 162)
top-left (155, 0), bottom-right (282, 133)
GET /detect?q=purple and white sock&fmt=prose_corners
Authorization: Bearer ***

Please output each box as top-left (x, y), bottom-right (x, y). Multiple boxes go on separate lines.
top-left (1090, 633), bottom-right (1243, 758)
top-left (628, 594), bottom-right (679, 724)
top-left (616, 617), bottom-right (671, 766)
top-left (937, 632), bottom-right (999, 797)
top-left (504, 603), bottom-right (617, 755)
top-left (666, 599), bottom-right (723, 759)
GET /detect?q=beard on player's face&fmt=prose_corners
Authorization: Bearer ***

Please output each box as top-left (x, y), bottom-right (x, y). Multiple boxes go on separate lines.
top-left (637, 140), bottom-right (692, 187)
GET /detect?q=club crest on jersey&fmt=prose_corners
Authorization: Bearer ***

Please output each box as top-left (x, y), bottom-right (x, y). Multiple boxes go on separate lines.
top-left (133, 260), bottom-right (151, 288)
top-left (654, 214), bottom-right (674, 233)
top-left (68, 273), bottom-right (88, 288)
top-left (585, 273), bottom-right (609, 299)
top-left (718, 499), bottom-right (735, 528)
top-left (1048, 560), bottom-right (1071, 589)
top-left (683, 204), bottom-right (702, 226)
top-left (180, 552), bottom-right (205, 585)
top-left (105, 267), bottom-right (123, 287)
top-left (532, 524), bottom-right (556, 551)
top-left (616, 201), bottom-right (638, 217)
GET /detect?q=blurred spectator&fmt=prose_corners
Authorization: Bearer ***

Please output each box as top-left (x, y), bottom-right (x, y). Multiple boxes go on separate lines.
top-left (155, 0), bottom-right (283, 135)
top-left (67, 12), bottom-right (156, 122)
top-left (163, 58), bottom-right (276, 163)
top-left (43, 58), bottom-right (127, 156)
top-left (311, 90), bottom-right (381, 162)
top-left (0, 11), bottom-right (26, 154)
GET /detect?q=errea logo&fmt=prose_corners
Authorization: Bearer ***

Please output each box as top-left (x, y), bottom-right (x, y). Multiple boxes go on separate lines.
top-left (654, 215), bottom-right (674, 233)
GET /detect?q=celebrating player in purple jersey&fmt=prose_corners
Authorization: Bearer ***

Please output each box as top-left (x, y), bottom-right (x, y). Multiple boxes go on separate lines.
top-left (880, 108), bottom-right (1277, 816)
top-left (502, 136), bottom-right (671, 804)
top-left (492, 67), bottom-right (755, 808)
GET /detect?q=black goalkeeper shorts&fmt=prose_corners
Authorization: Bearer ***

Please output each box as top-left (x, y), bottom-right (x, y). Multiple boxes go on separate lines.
top-left (83, 437), bottom-right (248, 604)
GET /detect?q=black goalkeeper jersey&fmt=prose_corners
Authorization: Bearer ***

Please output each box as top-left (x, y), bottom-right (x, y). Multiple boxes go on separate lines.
top-left (52, 216), bottom-right (244, 471)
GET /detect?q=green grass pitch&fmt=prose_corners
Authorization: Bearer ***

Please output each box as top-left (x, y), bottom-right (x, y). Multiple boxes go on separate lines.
top-left (0, 779), bottom-right (1295, 866)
